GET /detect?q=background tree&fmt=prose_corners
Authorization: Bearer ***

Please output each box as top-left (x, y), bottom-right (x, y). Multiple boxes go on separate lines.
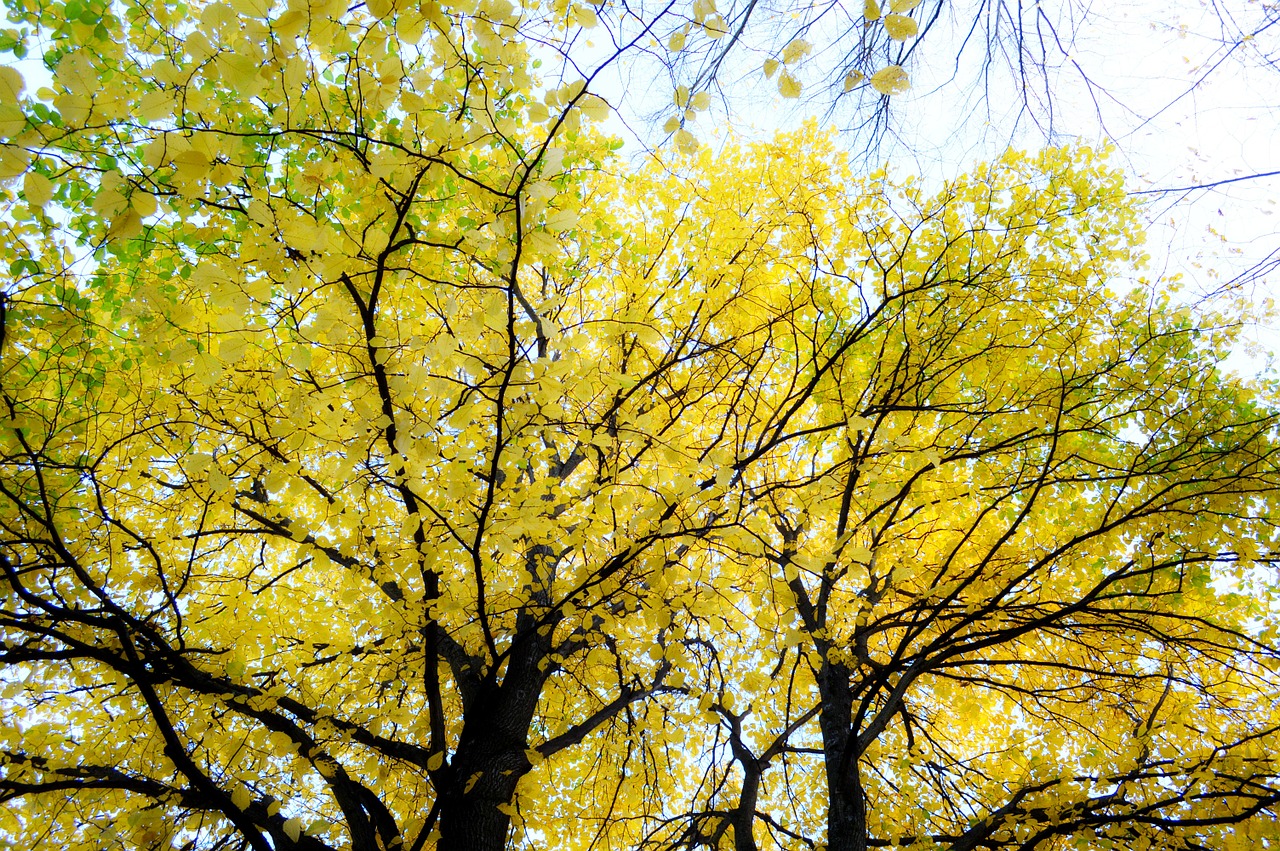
top-left (1, 2), bottom-right (1279, 851)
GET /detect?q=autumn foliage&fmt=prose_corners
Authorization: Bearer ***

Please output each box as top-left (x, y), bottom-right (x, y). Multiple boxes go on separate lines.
top-left (2, 0), bottom-right (1280, 850)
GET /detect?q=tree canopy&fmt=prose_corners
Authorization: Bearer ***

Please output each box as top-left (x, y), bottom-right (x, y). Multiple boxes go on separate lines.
top-left (2, 1), bottom-right (1280, 851)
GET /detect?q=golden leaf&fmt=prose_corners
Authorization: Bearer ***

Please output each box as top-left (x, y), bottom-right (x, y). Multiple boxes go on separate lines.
top-left (23, 171), bottom-right (52, 207)
top-left (884, 13), bottom-right (918, 40)
top-left (0, 66), bottom-right (24, 106)
top-left (702, 14), bottom-right (728, 38)
top-left (781, 38), bottom-right (811, 65)
top-left (870, 64), bottom-right (910, 95)
top-left (778, 70), bottom-right (802, 99)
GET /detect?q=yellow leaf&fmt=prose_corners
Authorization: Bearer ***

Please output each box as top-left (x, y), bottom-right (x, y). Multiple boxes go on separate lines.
top-left (173, 149), bottom-right (211, 182)
top-left (131, 192), bottom-right (158, 217)
top-left (843, 71), bottom-right (864, 91)
top-left (674, 85), bottom-right (690, 108)
top-left (210, 162), bottom-right (236, 186)
top-left (662, 115), bottom-right (681, 133)
top-left (219, 334), bottom-right (249, 364)
top-left (690, 91), bottom-right (710, 111)
top-left (702, 14), bottom-right (727, 38)
top-left (889, 0), bottom-right (922, 11)
top-left (781, 38), bottom-right (811, 65)
top-left (282, 817), bottom-right (302, 842)
top-left (573, 4), bottom-right (598, 28)
top-left (208, 467), bottom-right (232, 494)
top-left (0, 103), bottom-right (22, 137)
top-left (230, 787), bottom-right (252, 810)
top-left (23, 171), bottom-right (52, 207)
top-left (138, 89), bottom-right (173, 122)
top-left (667, 28), bottom-right (687, 51)
top-left (216, 53), bottom-right (263, 96)
top-left (396, 10), bottom-right (426, 42)
top-left (578, 93), bottom-right (609, 122)
top-left (53, 92), bottom-right (91, 126)
top-left (870, 65), bottom-right (910, 95)
top-left (763, 58), bottom-right (780, 79)
top-left (275, 8), bottom-right (308, 38)
top-left (884, 13), bottom-right (918, 40)
top-left (427, 752), bottom-right (444, 770)
top-left (674, 128), bottom-right (698, 152)
top-left (777, 71), bottom-right (802, 99)
top-left (0, 66), bottom-right (24, 106)
top-left (107, 209), bottom-right (144, 241)
top-left (0, 142), bottom-right (29, 179)
top-left (229, 0), bottom-right (272, 15)
top-left (864, 0), bottom-right (880, 20)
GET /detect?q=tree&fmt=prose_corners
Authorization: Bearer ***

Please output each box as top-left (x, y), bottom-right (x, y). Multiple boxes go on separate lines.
top-left (1, 2), bottom-right (1279, 851)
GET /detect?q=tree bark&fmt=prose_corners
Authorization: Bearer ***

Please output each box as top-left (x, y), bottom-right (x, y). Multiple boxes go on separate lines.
top-left (731, 762), bottom-right (761, 851)
top-left (436, 615), bottom-right (553, 851)
top-left (817, 660), bottom-right (867, 851)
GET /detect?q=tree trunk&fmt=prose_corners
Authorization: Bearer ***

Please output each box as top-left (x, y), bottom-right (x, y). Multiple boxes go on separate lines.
top-left (817, 660), bottom-right (867, 851)
top-left (436, 616), bottom-right (555, 851)
top-left (731, 765), bottom-right (761, 851)
top-left (436, 750), bottom-right (524, 851)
